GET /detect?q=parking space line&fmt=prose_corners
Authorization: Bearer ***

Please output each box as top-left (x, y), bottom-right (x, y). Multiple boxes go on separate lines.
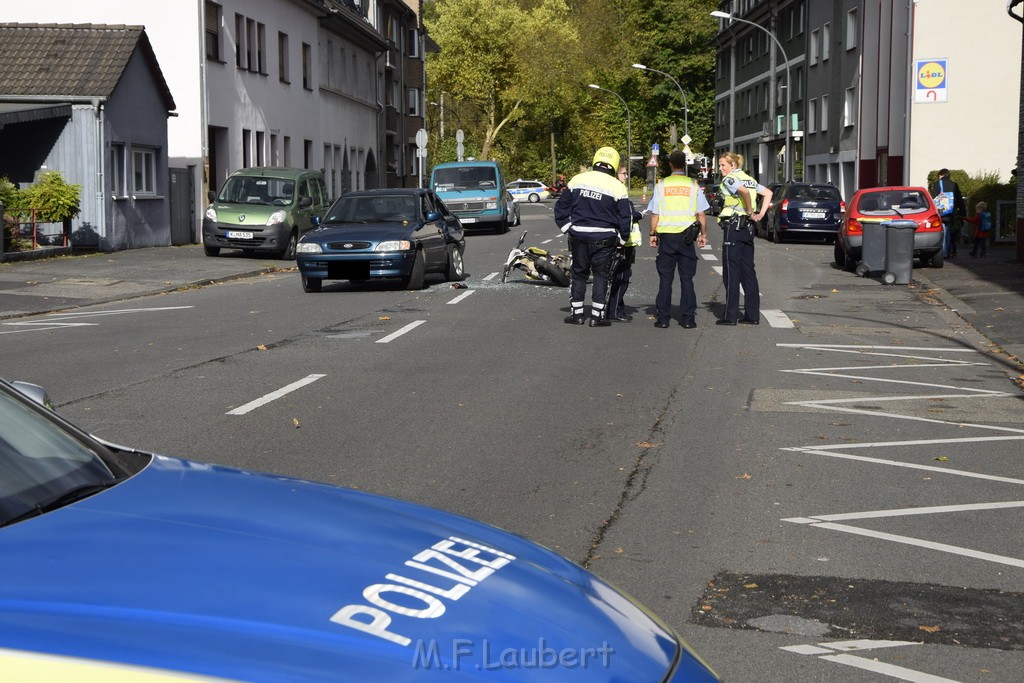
top-left (482, 272), bottom-right (498, 281)
top-left (447, 290), bottom-right (475, 305)
top-left (817, 653), bottom-right (959, 682)
top-left (226, 374), bottom-right (326, 416)
top-left (375, 320), bottom-right (426, 344)
top-left (785, 500), bottom-right (1024, 523)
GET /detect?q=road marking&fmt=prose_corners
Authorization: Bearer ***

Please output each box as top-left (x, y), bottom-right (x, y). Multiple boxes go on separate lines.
top-left (1, 306), bottom-right (195, 335)
top-left (541, 238), bottom-right (553, 244)
top-left (763, 309), bottom-right (794, 328)
top-left (784, 500), bottom-right (1024, 523)
top-left (375, 320), bottom-right (426, 343)
top-left (482, 272), bottom-right (498, 281)
top-left (700, 253), bottom-right (719, 261)
top-left (782, 640), bottom-right (958, 682)
top-left (447, 290), bottom-right (475, 305)
top-left (782, 448), bottom-right (1024, 485)
top-left (226, 374), bottom-right (326, 416)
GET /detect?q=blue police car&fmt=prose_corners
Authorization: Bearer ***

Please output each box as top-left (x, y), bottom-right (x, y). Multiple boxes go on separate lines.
top-left (0, 378), bottom-right (719, 681)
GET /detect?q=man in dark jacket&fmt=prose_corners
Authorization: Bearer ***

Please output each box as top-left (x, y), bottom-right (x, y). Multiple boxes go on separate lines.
top-left (932, 168), bottom-right (966, 258)
top-left (554, 147), bottom-right (633, 327)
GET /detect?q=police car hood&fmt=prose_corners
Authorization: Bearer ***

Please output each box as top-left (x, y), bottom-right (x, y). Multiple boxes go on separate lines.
top-left (0, 454), bottom-right (709, 682)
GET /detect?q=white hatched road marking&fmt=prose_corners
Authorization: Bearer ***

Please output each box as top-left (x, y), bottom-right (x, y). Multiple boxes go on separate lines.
top-left (375, 320), bottom-right (426, 344)
top-left (447, 290), bottom-right (475, 305)
top-left (777, 343), bottom-right (1024, 569)
top-left (700, 253), bottom-right (719, 261)
top-left (782, 640), bottom-right (960, 682)
top-left (1, 306), bottom-right (193, 335)
top-left (762, 309), bottom-right (794, 328)
top-left (227, 374), bottom-right (326, 416)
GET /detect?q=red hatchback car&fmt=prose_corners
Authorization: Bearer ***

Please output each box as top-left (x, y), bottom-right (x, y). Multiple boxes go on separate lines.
top-left (835, 186), bottom-right (944, 271)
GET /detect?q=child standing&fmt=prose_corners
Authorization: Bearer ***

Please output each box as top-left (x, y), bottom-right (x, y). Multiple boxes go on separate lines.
top-left (963, 201), bottom-right (991, 257)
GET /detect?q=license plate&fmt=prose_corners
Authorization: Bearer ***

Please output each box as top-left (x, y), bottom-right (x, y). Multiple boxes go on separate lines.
top-left (802, 211), bottom-right (826, 219)
top-left (227, 231), bottom-right (254, 239)
top-left (460, 217), bottom-right (477, 223)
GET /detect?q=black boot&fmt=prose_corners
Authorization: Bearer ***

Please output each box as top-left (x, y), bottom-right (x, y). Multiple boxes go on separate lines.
top-left (564, 314), bottom-right (586, 325)
top-left (589, 313), bottom-right (611, 327)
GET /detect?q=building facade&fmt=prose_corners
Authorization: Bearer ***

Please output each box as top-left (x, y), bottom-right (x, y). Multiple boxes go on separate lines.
top-left (713, 0), bottom-right (1020, 202)
top-left (4, 0), bottom-right (430, 245)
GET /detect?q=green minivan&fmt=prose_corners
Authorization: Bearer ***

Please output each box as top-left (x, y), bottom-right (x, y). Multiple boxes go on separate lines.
top-left (203, 167), bottom-right (329, 259)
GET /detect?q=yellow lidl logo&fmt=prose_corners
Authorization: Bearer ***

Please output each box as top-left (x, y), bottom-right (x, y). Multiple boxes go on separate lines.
top-left (917, 61), bottom-right (945, 89)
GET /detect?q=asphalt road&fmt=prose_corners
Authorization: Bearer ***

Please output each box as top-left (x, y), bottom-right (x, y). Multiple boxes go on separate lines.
top-left (2, 201), bottom-right (1023, 682)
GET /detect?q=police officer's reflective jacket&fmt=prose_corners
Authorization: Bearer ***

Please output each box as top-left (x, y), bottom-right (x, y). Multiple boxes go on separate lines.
top-left (654, 175), bottom-right (700, 233)
top-left (554, 169), bottom-right (632, 242)
top-left (719, 169), bottom-right (760, 217)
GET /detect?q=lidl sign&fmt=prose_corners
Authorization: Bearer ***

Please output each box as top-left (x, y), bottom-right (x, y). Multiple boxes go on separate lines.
top-left (914, 59), bottom-right (947, 103)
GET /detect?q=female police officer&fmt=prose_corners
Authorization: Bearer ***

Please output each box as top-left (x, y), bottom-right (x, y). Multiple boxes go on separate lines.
top-left (716, 152), bottom-right (772, 326)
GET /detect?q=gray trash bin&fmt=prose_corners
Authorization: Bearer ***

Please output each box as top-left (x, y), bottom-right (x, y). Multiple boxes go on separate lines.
top-left (855, 220), bottom-right (887, 276)
top-left (883, 219), bottom-right (917, 285)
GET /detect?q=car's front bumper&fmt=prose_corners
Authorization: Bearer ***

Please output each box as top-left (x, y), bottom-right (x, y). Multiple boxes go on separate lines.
top-left (202, 219), bottom-right (290, 253)
top-left (296, 251), bottom-right (416, 280)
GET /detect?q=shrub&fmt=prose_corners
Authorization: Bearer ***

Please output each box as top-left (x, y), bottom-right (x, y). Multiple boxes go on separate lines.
top-left (20, 171), bottom-right (81, 223)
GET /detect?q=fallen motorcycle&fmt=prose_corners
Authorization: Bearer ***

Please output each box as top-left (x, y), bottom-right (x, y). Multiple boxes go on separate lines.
top-left (501, 231), bottom-right (571, 287)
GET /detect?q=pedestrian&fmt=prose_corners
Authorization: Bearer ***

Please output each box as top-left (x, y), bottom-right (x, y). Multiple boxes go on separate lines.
top-left (554, 147), bottom-right (633, 327)
top-left (716, 152), bottom-right (771, 326)
top-left (606, 165), bottom-right (644, 322)
top-left (963, 201), bottom-right (992, 257)
top-left (931, 168), bottom-right (966, 258)
top-left (647, 151), bottom-right (709, 329)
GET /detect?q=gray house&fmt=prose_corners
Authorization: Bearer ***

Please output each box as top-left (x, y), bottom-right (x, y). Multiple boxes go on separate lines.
top-left (0, 23), bottom-right (177, 251)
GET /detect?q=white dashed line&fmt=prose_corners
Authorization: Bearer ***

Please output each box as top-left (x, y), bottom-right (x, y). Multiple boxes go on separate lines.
top-left (763, 309), bottom-right (794, 328)
top-left (482, 272), bottom-right (498, 281)
top-left (375, 320), bottom-right (426, 343)
top-left (227, 374), bottom-right (326, 416)
top-left (447, 290), bottom-right (475, 305)
top-left (700, 253), bottom-right (719, 261)
top-left (541, 238), bottom-right (554, 244)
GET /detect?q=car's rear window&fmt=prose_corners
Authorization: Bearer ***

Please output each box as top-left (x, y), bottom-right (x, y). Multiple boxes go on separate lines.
top-left (856, 190), bottom-right (930, 215)
top-left (790, 185), bottom-right (841, 201)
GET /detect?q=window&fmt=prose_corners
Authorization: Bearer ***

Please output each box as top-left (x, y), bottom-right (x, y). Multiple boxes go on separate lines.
top-left (808, 98), bottom-right (817, 134)
top-left (821, 94), bottom-right (829, 132)
top-left (256, 131), bottom-right (265, 165)
top-left (408, 87), bottom-right (421, 116)
top-left (256, 23), bottom-right (266, 74)
top-left (303, 139), bottom-right (312, 169)
top-left (407, 28), bottom-right (419, 57)
top-left (278, 32), bottom-right (289, 82)
top-left (283, 136), bottom-right (291, 166)
top-left (270, 133), bottom-right (278, 165)
top-left (810, 29), bottom-right (819, 65)
top-left (205, 2), bottom-right (221, 60)
top-left (846, 9), bottom-right (858, 50)
top-left (302, 42), bottom-right (312, 89)
top-left (844, 87), bottom-right (856, 127)
top-left (132, 147), bottom-right (157, 195)
top-left (109, 144), bottom-right (125, 196)
top-left (822, 23), bottom-right (830, 61)
top-left (246, 19), bottom-right (255, 70)
top-left (242, 129), bottom-right (251, 167)
top-left (234, 14), bottom-right (245, 68)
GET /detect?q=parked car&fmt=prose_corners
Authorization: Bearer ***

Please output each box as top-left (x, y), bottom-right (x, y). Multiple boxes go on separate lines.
top-left (430, 160), bottom-right (509, 234)
top-left (761, 182), bottom-right (845, 243)
top-left (0, 377), bottom-right (719, 682)
top-left (202, 167), bottom-right (329, 259)
top-left (835, 186), bottom-right (944, 271)
top-left (296, 189), bottom-right (465, 292)
top-left (507, 179), bottom-right (550, 203)
top-left (505, 190), bottom-right (521, 226)
top-left (703, 183), bottom-right (724, 216)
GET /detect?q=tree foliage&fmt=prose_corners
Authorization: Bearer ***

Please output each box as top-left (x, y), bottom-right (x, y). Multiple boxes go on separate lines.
top-left (424, 0), bottom-right (719, 181)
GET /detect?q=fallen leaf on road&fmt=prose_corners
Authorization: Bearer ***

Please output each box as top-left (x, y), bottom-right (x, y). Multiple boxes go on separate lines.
top-left (614, 547), bottom-right (624, 554)
top-left (256, 344), bottom-right (268, 351)
top-left (379, 315), bottom-right (391, 320)
top-left (919, 624), bottom-right (941, 633)
top-left (735, 473), bottom-right (752, 480)
top-left (744, 583), bottom-right (758, 589)
top-left (831, 288), bottom-right (839, 293)
top-left (292, 418), bottom-right (300, 428)
top-left (933, 456), bottom-right (949, 462)
top-left (636, 441), bottom-right (659, 448)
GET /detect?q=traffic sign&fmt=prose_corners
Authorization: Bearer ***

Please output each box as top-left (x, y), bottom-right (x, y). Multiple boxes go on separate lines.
top-left (455, 129), bottom-right (465, 143)
top-left (415, 128), bottom-right (428, 149)
top-left (652, 143), bottom-right (660, 154)
top-left (681, 134), bottom-right (692, 145)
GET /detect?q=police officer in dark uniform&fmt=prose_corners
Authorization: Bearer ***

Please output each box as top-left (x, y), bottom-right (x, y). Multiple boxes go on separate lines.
top-left (716, 151), bottom-right (772, 326)
top-left (606, 165), bottom-right (644, 322)
top-left (554, 147), bottom-right (634, 327)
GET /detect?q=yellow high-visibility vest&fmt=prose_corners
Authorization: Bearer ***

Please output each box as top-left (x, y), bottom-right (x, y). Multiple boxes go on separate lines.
top-left (626, 222), bottom-right (642, 246)
top-left (719, 170), bottom-right (759, 217)
top-left (654, 175), bottom-right (699, 233)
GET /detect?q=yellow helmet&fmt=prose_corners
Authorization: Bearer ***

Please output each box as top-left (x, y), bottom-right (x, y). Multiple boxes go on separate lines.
top-left (592, 147), bottom-right (620, 171)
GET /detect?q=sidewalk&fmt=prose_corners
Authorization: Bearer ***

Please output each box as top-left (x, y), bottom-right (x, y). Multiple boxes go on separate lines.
top-left (0, 245), bottom-right (287, 320)
top-left (2, 242), bottom-right (1022, 369)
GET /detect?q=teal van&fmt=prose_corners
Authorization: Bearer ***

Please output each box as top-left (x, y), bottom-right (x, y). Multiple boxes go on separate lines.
top-left (202, 167), bottom-right (329, 259)
top-left (430, 161), bottom-right (508, 234)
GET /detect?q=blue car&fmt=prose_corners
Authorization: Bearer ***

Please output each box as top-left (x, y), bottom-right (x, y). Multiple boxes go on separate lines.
top-left (0, 378), bottom-right (719, 681)
top-left (296, 189), bottom-right (466, 292)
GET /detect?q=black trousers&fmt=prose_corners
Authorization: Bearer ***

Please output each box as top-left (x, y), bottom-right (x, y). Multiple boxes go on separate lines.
top-left (721, 218), bottom-right (760, 323)
top-left (568, 236), bottom-right (617, 316)
top-left (607, 247), bottom-right (636, 317)
top-left (654, 233), bottom-right (698, 325)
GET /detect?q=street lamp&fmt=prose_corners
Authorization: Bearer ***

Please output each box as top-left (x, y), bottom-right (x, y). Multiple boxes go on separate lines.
top-left (588, 84), bottom-right (631, 190)
top-left (631, 63), bottom-right (689, 141)
top-left (711, 10), bottom-right (793, 181)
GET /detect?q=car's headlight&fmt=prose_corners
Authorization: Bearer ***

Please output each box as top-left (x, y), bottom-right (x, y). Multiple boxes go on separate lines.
top-left (486, 202), bottom-right (497, 210)
top-left (266, 210), bottom-right (287, 225)
top-left (297, 242), bottom-right (323, 254)
top-left (205, 206), bottom-right (217, 221)
top-left (374, 240), bottom-right (412, 252)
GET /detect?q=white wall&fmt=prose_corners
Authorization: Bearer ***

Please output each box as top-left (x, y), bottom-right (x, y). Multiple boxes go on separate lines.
top-left (909, 0), bottom-right (1020, 184)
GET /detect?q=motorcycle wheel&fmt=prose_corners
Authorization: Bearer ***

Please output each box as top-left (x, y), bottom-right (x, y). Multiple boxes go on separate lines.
top-left (536, 258), bottom-right (570, 287)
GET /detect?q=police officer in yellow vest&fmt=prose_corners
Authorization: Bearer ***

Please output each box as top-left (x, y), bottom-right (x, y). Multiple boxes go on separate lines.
top-left (717, 151), bottom-right (772, 325)
top-left (606, 165), bottom-right (644, 322)
top-left (647, 150), bottom-right (708, 329)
